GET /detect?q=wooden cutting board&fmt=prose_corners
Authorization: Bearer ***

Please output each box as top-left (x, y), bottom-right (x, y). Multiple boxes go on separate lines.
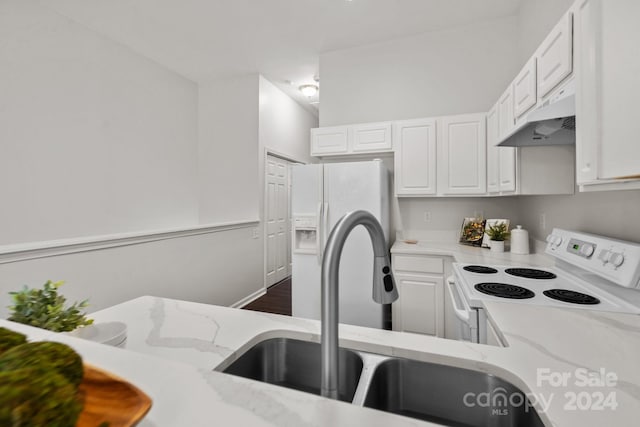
top-left (77, 364), bottom-right (152, 427)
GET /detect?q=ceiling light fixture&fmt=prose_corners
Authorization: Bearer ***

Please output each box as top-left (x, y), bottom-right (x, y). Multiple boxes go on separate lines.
top-left (299, 84), bottom-right (319, 97)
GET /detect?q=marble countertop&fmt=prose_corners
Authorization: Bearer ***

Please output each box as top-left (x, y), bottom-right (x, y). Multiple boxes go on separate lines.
top-left (4, 241), bottom-right (638, 426)
top-left (83, 294), bottom-right (640, 427)
top-left (391, 239), bottom-right (554, 267)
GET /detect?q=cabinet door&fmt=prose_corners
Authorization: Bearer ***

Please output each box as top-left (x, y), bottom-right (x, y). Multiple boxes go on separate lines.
top-left (514, 57), bottom-right (537, 118)
top-left (575, 0), bottom-right (640, 182)
top-left (352, 122), bottom-right (392, 153)
top-left (537, 12), bottom-right (573, 98)
top-left (499, 147), bottom-right (517, 192)
top-left (310, 126), bottom-right (349, 156)
top-left (498, 86), bottom-right (515, 141)
top-left (394, 274), bottom-right (444, 337)
top-left (394, 119), bottom-right (437, 196)
top-left (438, 114), bottom-right (487, 195)
top-left (486, 105), bottom-right (500, 194)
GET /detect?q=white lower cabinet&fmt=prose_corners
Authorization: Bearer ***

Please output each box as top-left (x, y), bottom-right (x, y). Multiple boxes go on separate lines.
top-left (392, 254), bottom-right (447, 337)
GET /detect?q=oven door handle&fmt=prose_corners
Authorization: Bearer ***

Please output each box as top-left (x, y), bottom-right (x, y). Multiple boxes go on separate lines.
top-left (446, 276), bottom-right (472, 325)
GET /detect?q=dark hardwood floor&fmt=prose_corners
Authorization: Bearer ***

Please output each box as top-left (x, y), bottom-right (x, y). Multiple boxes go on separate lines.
top-left (242, 277), bottom-right (291, 316)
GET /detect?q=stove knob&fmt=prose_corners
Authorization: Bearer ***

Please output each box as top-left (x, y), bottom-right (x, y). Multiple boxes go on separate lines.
top-left (553, 236), bottom-right (563, 248)
top-left (609, 252), bottom-right (625, 267)
top-left (580, 244), bottom-right (595, 257)
top-left (598, 249), bottom-right (611, 263)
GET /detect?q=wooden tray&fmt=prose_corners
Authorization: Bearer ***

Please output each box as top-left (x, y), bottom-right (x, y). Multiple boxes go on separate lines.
top-left (77, 364), bottom-right (152, 427)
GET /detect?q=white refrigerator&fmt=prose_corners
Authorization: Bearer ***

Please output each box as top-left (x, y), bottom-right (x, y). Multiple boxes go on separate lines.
top-left (291, 160), bottom-right (390, 329)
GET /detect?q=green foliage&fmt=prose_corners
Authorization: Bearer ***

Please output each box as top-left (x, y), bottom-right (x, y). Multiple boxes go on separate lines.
top-left (8, 280), bottom-right (93, 332)
top-left (0, 365), bottom-right (82, 427)
top-left (486, 222), bottom-right (511, 242)
top-left (0, 327), bottom-right (27, 356)
top-left (0, 342), bottom-right (84, 387)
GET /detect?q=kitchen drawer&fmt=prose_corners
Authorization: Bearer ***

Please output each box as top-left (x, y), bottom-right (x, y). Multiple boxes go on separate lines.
top-left (392, 255), bottom-right (444, 274)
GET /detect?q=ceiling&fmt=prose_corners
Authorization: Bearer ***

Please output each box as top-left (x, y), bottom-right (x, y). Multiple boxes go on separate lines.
top-left (36, 0), bottom-right (523, 115)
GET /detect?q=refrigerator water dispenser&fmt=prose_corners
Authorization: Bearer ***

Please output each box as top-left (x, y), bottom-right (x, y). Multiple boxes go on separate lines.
top-left (294, 215), bottom-right (318, 254)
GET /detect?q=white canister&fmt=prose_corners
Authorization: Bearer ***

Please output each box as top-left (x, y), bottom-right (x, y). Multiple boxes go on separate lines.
top-left (511, 225), bottom-right (530, 254)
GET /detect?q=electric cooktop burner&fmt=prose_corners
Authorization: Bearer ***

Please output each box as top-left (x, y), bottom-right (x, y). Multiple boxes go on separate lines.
top-left (505, 268), bottom-right (557, 280)
top-left (543, 289), bottom-right (601, 305)
top-left (474, 283), bottom-right (535, 299)
top-left (463, 265), bottom-right (498, 274)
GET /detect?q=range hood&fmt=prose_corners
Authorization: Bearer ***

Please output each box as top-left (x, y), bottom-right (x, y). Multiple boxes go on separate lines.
top-left (497, 80), bottom-right (576, 147)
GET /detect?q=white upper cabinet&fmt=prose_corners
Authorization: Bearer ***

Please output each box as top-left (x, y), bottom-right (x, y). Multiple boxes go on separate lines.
top-left (498, 86), bottom-right (515, 140)
top-left (351, 122), bottom-right (392, 153)
top-left (437, 113), bottom-right (487, 195)
top-left (310, 122), bottom-right (392, 156)
top-left (513, 57), bottom-right (537, 118)
top-left (486, 105), bottom-right (500, 194)
top-left (310, 126), bottom-right (349, 156)
top-left (574, 0), bottom-right (640, 190)
top-left (499, 147), bottom-right (517, 192)
top-left (537, 12), bottom-right (573, 98)
top-left (394, 118), bottom-right (437, 196)
top-left (488, 103), bottom-right (517, 194)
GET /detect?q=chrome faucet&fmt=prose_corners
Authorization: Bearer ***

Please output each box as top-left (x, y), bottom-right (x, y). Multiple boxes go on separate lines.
top-left (320, 210), bottom-right (398, 399)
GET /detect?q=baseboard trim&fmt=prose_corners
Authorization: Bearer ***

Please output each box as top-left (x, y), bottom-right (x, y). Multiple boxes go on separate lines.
top-left (230, 288), bottom-right (266, 309)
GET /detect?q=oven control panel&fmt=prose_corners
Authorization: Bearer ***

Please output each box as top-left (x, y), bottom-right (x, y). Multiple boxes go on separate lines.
top-left (566, 238), bottom-right (597, 258)
top-left (546, 229), bottom-right (640, 289)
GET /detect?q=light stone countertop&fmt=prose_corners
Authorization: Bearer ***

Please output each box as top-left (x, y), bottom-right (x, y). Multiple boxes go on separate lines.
top-left (83, 294), bottom-right (640, 427)
top-left (5, 242), bottom-right (639, 426)
top-left (390, 239), bottom-right (554, 267)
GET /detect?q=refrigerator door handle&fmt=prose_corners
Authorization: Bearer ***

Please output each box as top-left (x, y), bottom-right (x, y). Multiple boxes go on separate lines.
top-left (323, 201), bottom-right (330, 246)
top-left (316, 202), bottom-right (323, 264)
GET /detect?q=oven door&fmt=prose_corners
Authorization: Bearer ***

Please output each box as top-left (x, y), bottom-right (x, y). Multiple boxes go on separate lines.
top-left (446, 276), bottom-right (479, 343)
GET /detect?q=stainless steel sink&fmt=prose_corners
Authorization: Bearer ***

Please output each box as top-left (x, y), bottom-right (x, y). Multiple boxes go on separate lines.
top-left (222, 338), bottom-right (363, 402)
top-left (362, 358), bottom-right (545, 427)
top-left (222, 338), bottom-right (545, 426)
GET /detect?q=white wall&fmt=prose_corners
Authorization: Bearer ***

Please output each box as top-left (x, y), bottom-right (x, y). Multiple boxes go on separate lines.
top-left (0, 226), bottom-right (262, 319)
top-left (198, 75), bottom-right (260, 224)
top-left (259, 76), bottom-right (317, 165)
top-left (319, 16), bottom-right (519, 126)
top-left (517, 191), bottom-right (640, 243)
top-left (0, 2), bottom-right (265, 315)
top-left (0, 1), bottom-right (199, 245)
top-left (398, 197), bottom-right (522, 240)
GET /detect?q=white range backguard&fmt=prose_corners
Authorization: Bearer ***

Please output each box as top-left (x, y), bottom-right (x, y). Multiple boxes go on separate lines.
top-left (291, 160), bottom-right (389, 329)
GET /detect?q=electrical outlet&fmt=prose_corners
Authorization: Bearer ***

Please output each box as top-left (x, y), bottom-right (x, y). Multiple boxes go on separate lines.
top-left (423, 211), bottom-right (432, 222)
top-left (539, 213), bottom-right (546, 231)
top-left (252, 228), bottom-right (260, 239)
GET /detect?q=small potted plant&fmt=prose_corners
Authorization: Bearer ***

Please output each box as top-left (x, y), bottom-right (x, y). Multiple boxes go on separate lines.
top-left (7, 280), bottom-right (93, 333)
top-left (486, 222), bottom-right (510, 253)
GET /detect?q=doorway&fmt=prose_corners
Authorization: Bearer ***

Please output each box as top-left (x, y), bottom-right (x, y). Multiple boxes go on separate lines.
top-left (265, 154), bottom-right (298, 288)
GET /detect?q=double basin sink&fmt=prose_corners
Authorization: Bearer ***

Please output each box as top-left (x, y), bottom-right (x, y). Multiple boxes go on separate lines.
top-left (220, 338), bottom-right (544, 427)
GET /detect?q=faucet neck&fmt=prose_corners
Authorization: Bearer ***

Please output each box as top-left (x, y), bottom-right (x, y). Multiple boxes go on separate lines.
top-left (320, 210), bottom-right (397, 399)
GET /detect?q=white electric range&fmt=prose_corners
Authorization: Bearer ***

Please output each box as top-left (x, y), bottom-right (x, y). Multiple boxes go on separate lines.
top-left (447, 228), bottom-right (640, 344)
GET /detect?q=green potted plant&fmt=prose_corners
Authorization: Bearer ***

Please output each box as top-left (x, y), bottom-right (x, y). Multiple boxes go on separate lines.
top-left (7, 280), bottom-right (93, 333)
top-left (486, 222), bottom-right (510, 253)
